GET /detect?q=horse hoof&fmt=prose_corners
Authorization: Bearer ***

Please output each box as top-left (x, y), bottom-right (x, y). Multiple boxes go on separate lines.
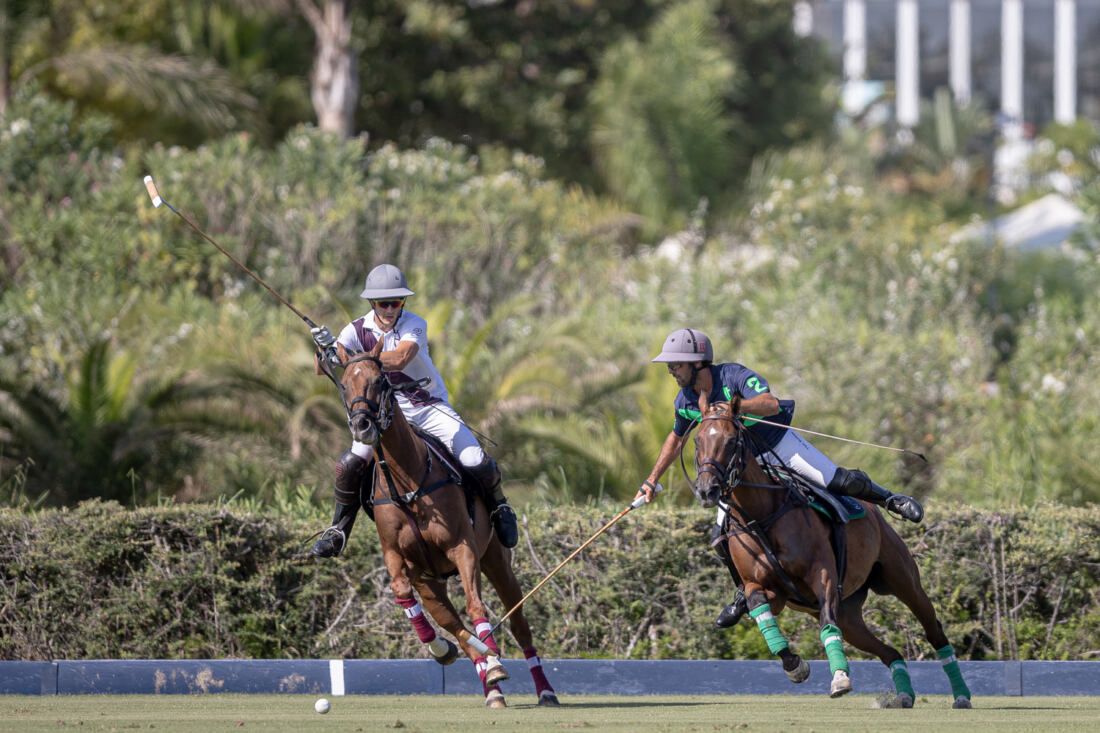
top-left (784, 658), bottom-right (811, 684)
top-left (953, 696), bottom-right (972, 709)
top-left (874, 692), bottom-right (913, 709)
top-left (427, 638), bottom-right (459, 666)
top-left (484, 656), bottom-right (509, 685)
top-left (538, 690), bottom-right (560, 706)
top-left (485, 690), bottom-right (507, 709)
top-left (829, 670), bottom-right (852, 698)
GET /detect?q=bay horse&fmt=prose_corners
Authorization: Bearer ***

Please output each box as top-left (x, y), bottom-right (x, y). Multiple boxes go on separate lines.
top-left (693, 400), bottom-right (972, 708)
top-left (336, 341), bottom-right (558, 708)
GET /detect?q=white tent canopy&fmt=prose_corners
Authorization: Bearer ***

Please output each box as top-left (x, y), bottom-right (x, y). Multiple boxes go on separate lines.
top-left (953, 193), bottom-right (1087, 252)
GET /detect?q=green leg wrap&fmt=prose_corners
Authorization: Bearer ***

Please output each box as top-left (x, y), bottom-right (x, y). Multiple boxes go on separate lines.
top-left (749, 604), bottom-right (789, 655)
top-left (819, 624), bottom-right (849, 675)
top-left (890, 659), bottom-right (916, 698)
top-left (937, 644), bottom-right (971, 700)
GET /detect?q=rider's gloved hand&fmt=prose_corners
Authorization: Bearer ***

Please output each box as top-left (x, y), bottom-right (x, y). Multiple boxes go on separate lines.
top-left (311, 325), bottom-right (336, 350)
top-left (633, 479), bottom-right (662, 508)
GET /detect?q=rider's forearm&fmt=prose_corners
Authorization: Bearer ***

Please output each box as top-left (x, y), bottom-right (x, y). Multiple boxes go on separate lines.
top-left (647, 433), bottom-right (685, 484)
top-left (379, 345), bottom-right (416, 371)
top-left (739, 393), bottom-right (780, 417)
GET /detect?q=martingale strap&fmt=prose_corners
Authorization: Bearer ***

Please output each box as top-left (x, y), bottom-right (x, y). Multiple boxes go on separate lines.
top-left (720, 502), bottom-right (818, 609)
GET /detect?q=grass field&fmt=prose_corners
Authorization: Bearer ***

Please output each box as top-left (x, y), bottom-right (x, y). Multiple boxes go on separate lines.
top-left (3, 694), bottom-right (1099, 732)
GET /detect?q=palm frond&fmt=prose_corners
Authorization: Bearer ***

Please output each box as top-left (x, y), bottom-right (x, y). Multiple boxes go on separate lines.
top-left (35, 45), bottom-right (258, 134)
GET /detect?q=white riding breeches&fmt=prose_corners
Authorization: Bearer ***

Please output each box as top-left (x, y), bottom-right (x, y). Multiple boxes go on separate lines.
top-left (349, 400), bottom-right (485, 468)
top-left (714, 429), bottom-right (838, 525)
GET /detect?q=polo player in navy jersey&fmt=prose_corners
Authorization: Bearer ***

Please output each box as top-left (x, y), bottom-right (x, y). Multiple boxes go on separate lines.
top-left (634, 328), bottom-right (923, 629)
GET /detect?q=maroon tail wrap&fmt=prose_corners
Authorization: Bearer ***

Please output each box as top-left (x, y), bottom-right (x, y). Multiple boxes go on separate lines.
top-left (395, 597), bottom-right (437, 643)
top-left (523, 646), bottom-right (554, 696)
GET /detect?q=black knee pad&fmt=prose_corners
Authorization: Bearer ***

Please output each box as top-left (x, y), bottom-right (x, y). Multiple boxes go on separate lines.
top-left (334, 451), bottom-right (372, 506)
top-left (827, 466), bottom-right (871, 496)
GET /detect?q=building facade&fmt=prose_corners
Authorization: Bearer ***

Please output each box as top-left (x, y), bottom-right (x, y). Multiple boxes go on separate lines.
top-left (796, 0), bottom-right (1100, 130)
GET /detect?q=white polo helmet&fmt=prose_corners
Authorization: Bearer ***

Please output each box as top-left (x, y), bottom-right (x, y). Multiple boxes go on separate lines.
top-left (652, 328), bottom-right (713, 363)
top-left (359, 264), bottom-right (415, 300)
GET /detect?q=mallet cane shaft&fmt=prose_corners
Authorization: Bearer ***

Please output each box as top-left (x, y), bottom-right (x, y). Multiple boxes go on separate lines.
top-left (143, 175), bottom-right (319, 329)
top-left (489, 483), bottom-right (662, 637)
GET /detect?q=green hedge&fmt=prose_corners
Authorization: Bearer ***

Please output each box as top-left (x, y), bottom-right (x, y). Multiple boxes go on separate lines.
top-left (2, 501), bottom-right (1098, 661)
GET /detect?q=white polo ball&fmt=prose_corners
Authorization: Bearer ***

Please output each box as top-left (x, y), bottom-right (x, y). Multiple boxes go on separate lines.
top-left (314, 697), bottom-right (331, 714)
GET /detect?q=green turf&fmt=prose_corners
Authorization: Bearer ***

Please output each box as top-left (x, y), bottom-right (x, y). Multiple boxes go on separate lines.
top-left (2, 694), bottom-right (1099, 732)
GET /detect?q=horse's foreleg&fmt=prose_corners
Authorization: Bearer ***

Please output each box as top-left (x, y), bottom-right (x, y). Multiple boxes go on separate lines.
top-left (809, 562), bottom-right (852, 698)
top-left (415, 578), bottom-right (505, 708)
top-left (744, 585), bottom-right (808, 683)
top-left (449, 541), bottom-right (508, 687)
top-left (384, 553), bottom-right (455, 664)
top-left (480, 536), bottom-right (558, 705)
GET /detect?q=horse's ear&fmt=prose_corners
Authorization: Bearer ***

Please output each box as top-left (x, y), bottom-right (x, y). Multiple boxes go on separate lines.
top-left (369, 338), bottom-right (384, 357)
top-left (336, 342), bottom-right (350, 365)
top-left (730, 394), bottom-right (742, 416)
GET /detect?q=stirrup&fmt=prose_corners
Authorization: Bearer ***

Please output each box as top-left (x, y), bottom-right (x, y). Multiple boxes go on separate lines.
top-left (715, 589), bottom-right (748, 628)
top-left (311, 526), bottom-right (347, 558)
top-left (885, 495), bottom-right (924, 523)
top-left (490, 504), bottom-right (519, 549)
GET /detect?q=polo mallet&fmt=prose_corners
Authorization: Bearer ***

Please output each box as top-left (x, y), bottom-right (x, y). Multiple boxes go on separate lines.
top-left (489, 483), bottom-right (663, 637)
top-left (737, 414), bottom-right (929, 463)
top-left (143, 175), bottom-right (319, 330)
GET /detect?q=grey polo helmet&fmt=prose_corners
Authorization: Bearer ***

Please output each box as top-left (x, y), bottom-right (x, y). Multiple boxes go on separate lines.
top-left (652, 328), bottom-right (713, 363)
top-left (359, 264), bottom-right (415, 300)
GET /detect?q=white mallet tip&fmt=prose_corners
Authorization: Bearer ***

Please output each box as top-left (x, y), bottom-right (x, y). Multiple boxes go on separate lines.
top-left (143, 174), bottom-right (163, 208)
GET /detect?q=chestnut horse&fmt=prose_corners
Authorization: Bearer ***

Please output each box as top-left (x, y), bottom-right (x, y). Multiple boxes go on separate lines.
top-left (693, 401), bottom-right (972, 708)
top-left (336, 341), bottom-right (557, 708)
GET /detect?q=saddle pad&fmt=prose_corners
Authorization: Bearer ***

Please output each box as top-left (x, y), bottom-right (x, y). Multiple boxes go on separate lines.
top-left (807, 491), bottom-right (866, 523)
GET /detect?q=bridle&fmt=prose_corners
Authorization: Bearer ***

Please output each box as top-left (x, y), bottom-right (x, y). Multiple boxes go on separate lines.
top-left (340, 352), bottom-right (395, 437)
top-left (695, 412), bottom-right (747, 495)
top-left (696, 407), bottom-right (818, 608)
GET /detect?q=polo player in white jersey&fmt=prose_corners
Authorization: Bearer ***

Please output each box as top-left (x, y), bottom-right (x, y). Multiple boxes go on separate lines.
top-left (309, 264), bottom-right (519, 557)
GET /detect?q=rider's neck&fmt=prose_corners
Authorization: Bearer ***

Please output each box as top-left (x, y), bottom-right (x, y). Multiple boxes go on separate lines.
top-left (693, 365), bottom-right (712, 396)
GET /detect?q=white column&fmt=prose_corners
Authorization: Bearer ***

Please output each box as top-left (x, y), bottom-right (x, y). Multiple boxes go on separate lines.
top-left (1001, 0), bottom-right (1024, 124)
top-left (793, 1), bottom-right (813, 38)
top-left (843, 0), bottom-right (868, 114)
top-left (950, 0), bottom-right (972, 104)
top-left (897, 0), bottom-right (920, 126)
top-left (1054, 0), bottom-right (1077, 123)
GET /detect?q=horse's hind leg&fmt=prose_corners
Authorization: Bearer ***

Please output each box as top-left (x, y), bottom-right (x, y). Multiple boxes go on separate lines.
top-left (837, 586), bottom-right (914, 708)
top-left (744, 586), bottom-right (809, 684)
top-left (878, 531), bottom-right (972, 708)
top-left (383, 552), bottom-right (457, 665)
top-left (480, 537), bottom-right (558, 706)
top-left (416, 577), bottom-right (507, 709)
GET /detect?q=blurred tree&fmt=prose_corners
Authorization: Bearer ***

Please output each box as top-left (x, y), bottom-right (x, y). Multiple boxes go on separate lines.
top-left (0, 0), bottom-right (259, 141)
top-left (589, 0), bottom-right (833, 227)
top-left (0, 339), bottom-right (267, 505)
